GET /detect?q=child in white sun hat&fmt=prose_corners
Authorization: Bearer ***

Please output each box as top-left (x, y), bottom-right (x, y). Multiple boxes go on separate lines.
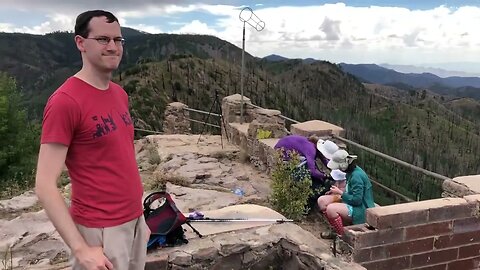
top-left (330, 169), bottom-right (347, 191)
top-left (317, 169), bottom-right (346, 239)
top-left (318, 149), bottom-right (375, 239)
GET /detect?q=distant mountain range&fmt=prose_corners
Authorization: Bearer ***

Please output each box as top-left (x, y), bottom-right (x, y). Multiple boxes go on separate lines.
top-left (338, 63), bottom-right (480, 100)
top-left (263, 54), bottom-right (480, 78)
top-left (379, 64), bottom-right (480, 78)
top-left (263, 54), bottom-right (316, 64)
top-left (338, 63), bottom-right (480, 88)
top-left (1, 33), bottom-right (480, 184)
top-left (262, 54), bottom-right (480, 100)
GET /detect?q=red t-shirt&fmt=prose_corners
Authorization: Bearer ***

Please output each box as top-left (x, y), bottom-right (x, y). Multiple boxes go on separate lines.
top-left (41, 77), bottom-right (143, 228)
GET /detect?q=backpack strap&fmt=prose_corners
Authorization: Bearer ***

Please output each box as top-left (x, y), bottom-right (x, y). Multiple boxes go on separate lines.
top-left (143, 191), bottom-right (167, 218)
top-left (143, 191), bottom-right (203, 238)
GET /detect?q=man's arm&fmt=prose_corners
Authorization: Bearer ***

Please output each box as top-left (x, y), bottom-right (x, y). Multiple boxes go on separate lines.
top-left (35, 143), bottom-right (113, 270)
top-left (303, 144), bottom-right (326, 182)
top-left (306, 158), bottom-right (326, 182)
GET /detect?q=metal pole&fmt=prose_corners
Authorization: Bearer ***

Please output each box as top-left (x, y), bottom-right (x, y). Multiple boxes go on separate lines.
top-left (187, 218), bottom-right (294, 223)
top-left (238, 7), bottom-right (264, 124)
top-left (240, 21), bottom-right (246, 124)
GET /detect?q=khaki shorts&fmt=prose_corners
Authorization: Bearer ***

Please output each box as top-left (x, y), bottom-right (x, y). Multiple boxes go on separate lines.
top-left (72, 215), bottom-right (148, 270)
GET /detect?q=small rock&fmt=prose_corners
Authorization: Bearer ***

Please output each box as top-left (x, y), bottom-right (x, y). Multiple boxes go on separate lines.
top-left (0, 191), bottom-right (38, 211)
top-left (236, 174), bottom-right (250, 181)
top-left (195, 173), bottom-right (211, 180)
top-left (192, 246), bottom-right (219, 262)
top-left (169, 250), bottom-right (192, 266)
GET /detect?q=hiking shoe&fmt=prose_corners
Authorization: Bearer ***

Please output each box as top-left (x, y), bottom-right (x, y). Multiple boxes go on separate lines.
top-left (320, 230), bottom-right (337, 239)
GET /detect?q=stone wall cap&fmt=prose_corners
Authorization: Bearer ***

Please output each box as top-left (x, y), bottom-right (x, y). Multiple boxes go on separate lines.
top-left (229, 123), bottom-right (250, 135)
top-left (255, 108), bottom-right (281, 116)
top-left (291, 120), bottom-right (343, 131)
top-left (168, 102), bottom-right (188, 108)
top-left (368, 197), bottom-right (467, 216)
top-left (452, 175), bottom-right (480, 193)
top-left (223, 94), bottom-right (252, 103)
top-left (259, 138), bottom-right (280, 148)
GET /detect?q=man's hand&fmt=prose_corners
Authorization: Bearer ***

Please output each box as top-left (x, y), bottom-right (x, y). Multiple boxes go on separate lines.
top-left (74, 246), bottom-right (113, 270)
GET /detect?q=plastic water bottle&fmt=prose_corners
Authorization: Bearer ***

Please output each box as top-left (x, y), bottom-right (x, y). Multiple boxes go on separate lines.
top-left (233, 187), bottom-right (244, 196)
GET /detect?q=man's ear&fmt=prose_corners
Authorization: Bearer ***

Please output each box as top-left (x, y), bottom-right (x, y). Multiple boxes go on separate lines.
top-left (74, 35), bottom-right (86, 52)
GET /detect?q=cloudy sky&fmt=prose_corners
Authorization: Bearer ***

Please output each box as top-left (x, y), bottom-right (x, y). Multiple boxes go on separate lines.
top-left (2, 0), bottom-right (480, 74)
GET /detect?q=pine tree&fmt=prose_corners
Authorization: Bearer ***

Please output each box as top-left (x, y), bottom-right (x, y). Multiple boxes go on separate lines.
top-left (0, 73), bottom-right (40, 196)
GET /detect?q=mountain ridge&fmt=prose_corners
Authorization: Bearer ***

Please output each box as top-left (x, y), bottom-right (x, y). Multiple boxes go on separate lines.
top-left (0, 30), bottom-right (479, 183)
top-left (339, 63), bottom-right (480, 101)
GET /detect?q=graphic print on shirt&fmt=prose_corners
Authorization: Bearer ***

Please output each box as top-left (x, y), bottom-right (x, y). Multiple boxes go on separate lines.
top-left (120, 111), bottom-right (133, 126)
top-left (92, 114), bottom-right (117, 139)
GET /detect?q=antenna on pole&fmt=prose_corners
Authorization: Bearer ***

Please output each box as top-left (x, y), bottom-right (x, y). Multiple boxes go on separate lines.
top-left (239, 7), bottom-right (265, 124)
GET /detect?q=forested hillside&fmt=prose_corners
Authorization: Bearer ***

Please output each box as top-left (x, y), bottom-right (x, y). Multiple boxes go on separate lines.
top-left (1, 30), bottom-right (479, 200)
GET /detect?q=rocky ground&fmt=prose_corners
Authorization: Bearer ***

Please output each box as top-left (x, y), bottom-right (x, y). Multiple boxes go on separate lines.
top-left (0, 134), bottom-right (344, 269)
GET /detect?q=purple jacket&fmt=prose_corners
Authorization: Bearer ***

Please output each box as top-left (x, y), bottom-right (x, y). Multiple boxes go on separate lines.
top-left (274, 135), bottom-right (328, 183)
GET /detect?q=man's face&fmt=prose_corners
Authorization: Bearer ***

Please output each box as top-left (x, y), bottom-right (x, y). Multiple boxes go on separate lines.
top-left (77, 16), bottom-right (123, 72)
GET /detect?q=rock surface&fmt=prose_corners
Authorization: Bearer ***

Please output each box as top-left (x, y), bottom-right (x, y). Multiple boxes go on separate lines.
top-left (147, 222), bottom-right (365, 270)
top-left (0, 135), bottom-right (361, 269)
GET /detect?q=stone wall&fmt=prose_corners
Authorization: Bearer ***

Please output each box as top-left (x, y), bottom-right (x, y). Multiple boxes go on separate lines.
top-left (341, 195), bottom-right (480, 270)
top-left (442, 175), bottom-right (480, 198)
top-left (145, 223), bottom-right (366, 270)
top-left (234, 97), bottom-right (480, 269)
top-left (219, 94), bottom-right (345, 174)
top-left (163, 102), bottom-right (191, 134)
top-left (163, 95), bottom-right (480, 270)
top-left (290, 120), bottom-right (345, 137)
top-left (221, 94), bottom-right (255, 124)
top-left (164, 95), bottom-right (346, 174)
top-left (246, 108), bottom-right (288, 172)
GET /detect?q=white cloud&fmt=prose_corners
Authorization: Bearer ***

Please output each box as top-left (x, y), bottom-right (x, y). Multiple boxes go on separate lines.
top-left (125, 24), bottom-right (163, 34)
top-left (117, 4), bottom-right (200, 19)
top-left (172, 20), bottom-right (218, 35)
top-left (207, 3), bottom-right (480, 65)
top-left (2, 2), bottom-right (480, 67)
top-left (0, 23), bottom-right (14, 32)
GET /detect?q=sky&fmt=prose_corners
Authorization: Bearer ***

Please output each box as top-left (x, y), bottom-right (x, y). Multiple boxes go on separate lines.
top-left (1, 0), bottom-right (480, 74)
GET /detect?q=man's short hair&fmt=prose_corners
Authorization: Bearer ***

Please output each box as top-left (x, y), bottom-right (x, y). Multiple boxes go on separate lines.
top-left (74, 10), bottom-right (119, 37)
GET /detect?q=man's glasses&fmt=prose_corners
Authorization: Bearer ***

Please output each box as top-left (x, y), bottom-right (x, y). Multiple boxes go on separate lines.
top-left (85, 36), bottom-right (125, 46)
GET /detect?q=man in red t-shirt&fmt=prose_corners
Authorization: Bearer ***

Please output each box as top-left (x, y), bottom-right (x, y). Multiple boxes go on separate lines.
top-left (35, 10), bottom-right (149, 270)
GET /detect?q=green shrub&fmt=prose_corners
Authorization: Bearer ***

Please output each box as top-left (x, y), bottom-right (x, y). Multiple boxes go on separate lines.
top-left (256, 128), bottom-right (272, 139)
top-left (144, 169), bottom-right (189, 191)
top-left (147, 144), bottom-right (161, 165)
top-left (269, 151), bottom-right (313, 220)
top-left (0, 73), bottom-right (40, 198)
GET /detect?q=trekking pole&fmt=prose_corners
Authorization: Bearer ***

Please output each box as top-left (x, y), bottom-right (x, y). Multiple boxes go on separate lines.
top-left (187, 217), bottom-right (294, 223)
top-left (185, 221), bottom-right (203, 238)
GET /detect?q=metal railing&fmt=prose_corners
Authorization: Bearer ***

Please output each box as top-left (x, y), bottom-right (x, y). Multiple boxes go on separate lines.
top-left (184, 107), bottom-right (222, 118)
top-left (332, 135), bottom-right (451, 182)
top-left (167, 101), bottom-right (448, 205)
top-left (183, 107), bottom-right (223, 134)
top-left (134, 128), bottom-right (163, 134)
top-left (243, 102), bottom-right (448, 204)
top-left (185, 117), bottom-right (220, 128)
top-left (246, 103), bottom-right (300, 124)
